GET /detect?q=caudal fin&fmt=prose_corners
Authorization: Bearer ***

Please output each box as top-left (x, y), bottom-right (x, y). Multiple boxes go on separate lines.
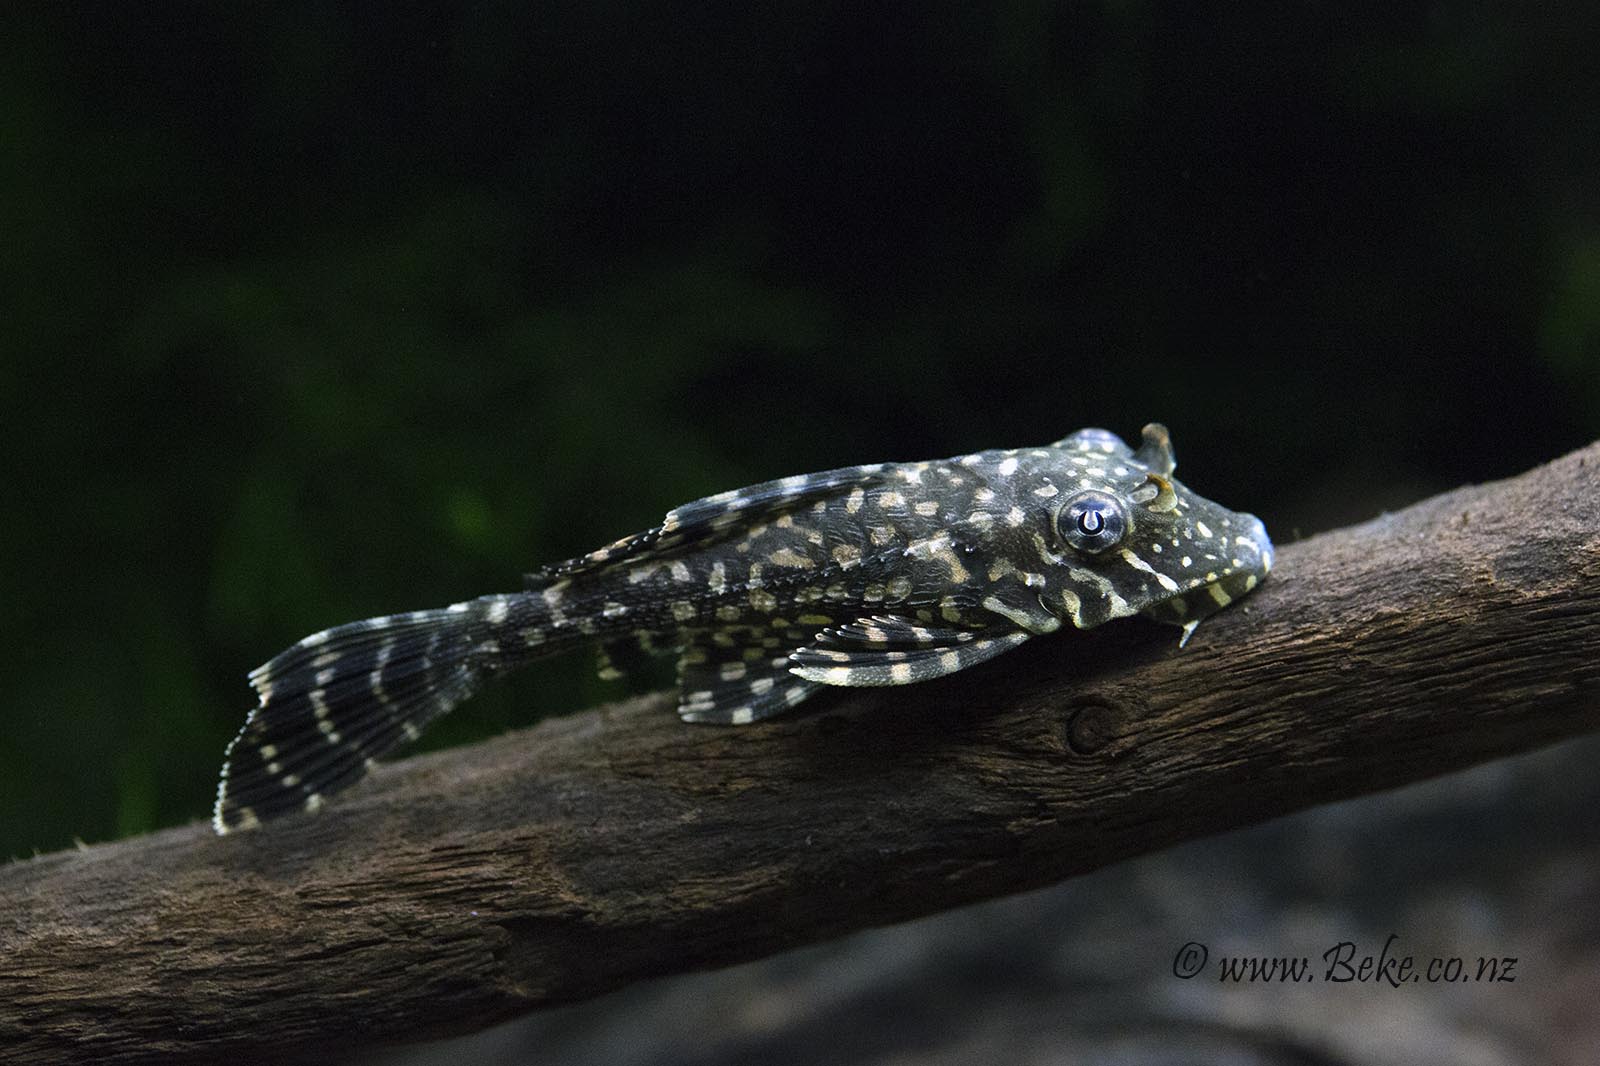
top-left (213, 597), bottom-right (512, 833)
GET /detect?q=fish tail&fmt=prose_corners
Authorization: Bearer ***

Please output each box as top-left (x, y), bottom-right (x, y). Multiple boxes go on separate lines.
top-left (213, 592), bottom-right (546, 833)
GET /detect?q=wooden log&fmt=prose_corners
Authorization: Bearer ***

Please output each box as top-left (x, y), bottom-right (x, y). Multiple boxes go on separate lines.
top-left (3, 441), bottom-right (1598, 1065)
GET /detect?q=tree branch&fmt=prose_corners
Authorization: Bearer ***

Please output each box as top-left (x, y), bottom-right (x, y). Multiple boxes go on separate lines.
top-left (5, 443), bottom-right (1599, 1065)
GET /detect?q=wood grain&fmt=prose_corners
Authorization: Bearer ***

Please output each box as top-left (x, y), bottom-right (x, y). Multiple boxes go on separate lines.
top-left (3, 441), bottom-right (1598, 1065)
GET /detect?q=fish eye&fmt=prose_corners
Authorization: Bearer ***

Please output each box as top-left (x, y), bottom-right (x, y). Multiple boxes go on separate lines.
top-left (1056, 491), bottom-right (1128, 554)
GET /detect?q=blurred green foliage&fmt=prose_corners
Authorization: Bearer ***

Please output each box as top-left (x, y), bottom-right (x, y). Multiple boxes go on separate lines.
top-left (2, 2), bottom-right (1596, 856)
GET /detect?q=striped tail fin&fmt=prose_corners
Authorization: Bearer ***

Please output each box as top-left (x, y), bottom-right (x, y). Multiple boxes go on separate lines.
top-left (213, 594), bottom-right (522, 834)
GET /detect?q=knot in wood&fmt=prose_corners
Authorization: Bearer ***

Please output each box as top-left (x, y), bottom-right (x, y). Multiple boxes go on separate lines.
top-left (1064, 697), bottom-right (1131, 756)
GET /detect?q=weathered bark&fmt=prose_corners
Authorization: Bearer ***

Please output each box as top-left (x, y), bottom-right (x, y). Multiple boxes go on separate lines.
top-left (391, 735), bottom-right (1600, 1066)
top-left (3, 442), bottom-right (1598, 1065)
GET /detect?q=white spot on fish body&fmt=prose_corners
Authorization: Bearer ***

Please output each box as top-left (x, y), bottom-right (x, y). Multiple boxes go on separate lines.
top-left (770, 547), bottom-right (813, 568)
top-left (1059, 588), bottom-right (1084, 626)
top-left (1030, 532), bottom-right (1066, 565)
top-left (996, 457), bottom-right (1019, 476)
top-left (1119, 548), bottom-right (1180, 592)
top-left (983, 595), bottom-right (1038, 629)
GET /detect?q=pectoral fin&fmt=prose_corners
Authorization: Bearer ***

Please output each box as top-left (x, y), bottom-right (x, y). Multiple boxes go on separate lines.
top-left (790, 618), bottom-right (1031, 686)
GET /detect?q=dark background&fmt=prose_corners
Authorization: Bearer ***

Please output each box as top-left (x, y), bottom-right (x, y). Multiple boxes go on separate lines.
top-left (2, 2), bottom-right (1596, 867)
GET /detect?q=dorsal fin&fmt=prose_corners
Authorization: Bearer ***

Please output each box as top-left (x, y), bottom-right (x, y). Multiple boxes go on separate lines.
top-left (529, 462), bottom-right (892, 584)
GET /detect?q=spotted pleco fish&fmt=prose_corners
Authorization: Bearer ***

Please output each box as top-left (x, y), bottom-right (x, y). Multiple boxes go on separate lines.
top-left (213, 423), bottom-right (1273, 833)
